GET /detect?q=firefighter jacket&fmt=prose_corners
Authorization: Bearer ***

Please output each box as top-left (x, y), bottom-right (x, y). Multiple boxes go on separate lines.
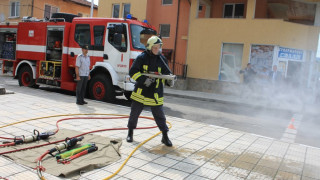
top-left (130, 51), bottom-right (171, 106)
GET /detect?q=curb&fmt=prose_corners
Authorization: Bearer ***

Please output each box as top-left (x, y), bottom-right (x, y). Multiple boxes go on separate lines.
top-left (164, 92), bottom-right (303, 113)
top-left (0, 86), bottom-right (5, 95)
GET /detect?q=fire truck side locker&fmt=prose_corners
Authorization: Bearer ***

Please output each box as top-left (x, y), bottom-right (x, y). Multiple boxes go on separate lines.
top-left (38, 25), bottom-right (64, 86)
top-left (0, 26), bottom-right (17, 75)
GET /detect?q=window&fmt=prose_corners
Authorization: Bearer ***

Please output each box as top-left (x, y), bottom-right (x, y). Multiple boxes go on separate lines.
top-left (122, 4), bottom-right (130, 18)
top-left (199, 5), bottom-right (203, 12)
top-left (250, 45), bottom-right (274, 72)
top-left (74, 24), bottom-right (91, 47)
top-left (44, 4), bottom-right (59, 19)
top-left (112, 4), bottom-right (120, 18)
top-left (223, 4), bottom-right (244, 18)
top-left (162, 0), bottom-right (173, 5)
top-left (10, 1), bottom-right (20, 17)
top-left (159, 24), bottom-right (170, 38)
top-left (131, 24), bottom-right (156, 50)
top-left (94, 26), bottom-right (105, 46)
top-left (219, 43), bottom-right (244, 82)
top-left (108, 24), bottom-right (127, 52)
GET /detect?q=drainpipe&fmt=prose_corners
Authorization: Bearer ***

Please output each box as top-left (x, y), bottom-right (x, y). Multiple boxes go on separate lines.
top-left (173, 0), bottom-right (181, 74)
top-left (90, 0), bottom-right (94, 17)
top-left (31, 0), bottom-right (34, 17)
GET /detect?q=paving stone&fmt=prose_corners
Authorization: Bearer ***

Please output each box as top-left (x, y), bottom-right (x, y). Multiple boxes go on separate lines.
top-left (184, 174), bottom-right (210, 180)
top-left (237, 151), bottom-right (263, 164)
top-left (140, 162), bottom-right (168, 175)
top-left (0, 164), bottom-right (26, 177)
top-left (171, 161), bottom-right (199, 173)
top-left (275, 171), bottom-right (301, 180)
top-left (7, 170), bottom-right (38, 180)
top-left (159, 168), bottom-right (189, 180)
top-left (224, 166), bottom-right (250, 179)
top-left (231, 160), bottom-right (255, 171)
top-left (152, 157), bottom-right (179, 167)
top-left (251, 165), bottom-right (277, 179)
top-left (303, 164), bottom-right (320, 179)
top-left (81, 169), bottom-right (113, 179)
top-left (216, 172), bottom-right (244, 180)
top-left (279, 159), bottom-right (304, 175)
top-left (123, 169), bottom-right (156, 179)
top-left (257, 155), bottom-right (282, 169)
top-left (192, 166), bottom-right (221, 179)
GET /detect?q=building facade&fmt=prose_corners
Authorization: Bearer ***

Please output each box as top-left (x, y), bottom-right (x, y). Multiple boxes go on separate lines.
top-left (0, 0), bottom-right (98, 23)
top-left (98, 0), bottom-right (189, 77)
top-left (187, 0), bottom-right (320, 95)
top-left (98, 0), bottom-right (320, 96)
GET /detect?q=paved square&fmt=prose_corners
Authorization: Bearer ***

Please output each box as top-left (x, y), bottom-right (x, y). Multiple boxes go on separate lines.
top-left (0, 81), bottom-right (320, 179)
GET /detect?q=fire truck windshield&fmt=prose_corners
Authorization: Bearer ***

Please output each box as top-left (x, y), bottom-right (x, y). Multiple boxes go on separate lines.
top-left (131, 24), bottom-right (156, 50)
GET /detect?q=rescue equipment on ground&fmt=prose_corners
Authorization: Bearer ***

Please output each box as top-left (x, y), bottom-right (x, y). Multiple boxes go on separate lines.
top-left (0, 129), bottom-right (54, 147)
top-left (0, 114), bottom-right (171, 180)
top-left (56, 143), bottom-right (94, 160)
top-left (48, 136), bottom-right (84, 156)
top-left (57, 144), bottom-right (98, 164)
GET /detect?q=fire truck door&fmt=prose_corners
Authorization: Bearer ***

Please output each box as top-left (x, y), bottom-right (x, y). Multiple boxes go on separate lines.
top-left (71, 24), bottom-right (94, 67)
top-left (104, 23), bottom-right (130, 82)
top-left (92, 25), bottom-right (105, 64)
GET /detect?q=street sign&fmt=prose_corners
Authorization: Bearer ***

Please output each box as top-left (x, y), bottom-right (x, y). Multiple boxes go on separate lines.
top-left (278, 47), bottom-right (303, 61)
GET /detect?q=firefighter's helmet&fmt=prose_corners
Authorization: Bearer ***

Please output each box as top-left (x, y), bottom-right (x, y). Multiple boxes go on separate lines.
top-left (146, 36), bottom-right (162, 50)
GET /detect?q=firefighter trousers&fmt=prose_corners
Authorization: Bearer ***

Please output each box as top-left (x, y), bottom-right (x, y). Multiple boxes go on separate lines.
top-left (127, 100), bottom-right (169, 132)
top-left (76, 76), bottom-right (88, 103)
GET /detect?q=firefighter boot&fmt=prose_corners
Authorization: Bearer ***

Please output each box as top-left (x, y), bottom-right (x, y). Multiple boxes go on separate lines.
top-left (161, 131), bottom-right (172, 147)
top-left (126, 129), bottom-right (133, 142)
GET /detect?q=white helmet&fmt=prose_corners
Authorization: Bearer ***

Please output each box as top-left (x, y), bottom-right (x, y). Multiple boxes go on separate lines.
top-left (146, 36), bottom-right (162, 50)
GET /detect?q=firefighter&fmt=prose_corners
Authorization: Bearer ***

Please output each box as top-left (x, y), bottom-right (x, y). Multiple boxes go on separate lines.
top-left (126, 36), bottom-right (174, 147)
top-left (75, 45), bottom-right (91, 105)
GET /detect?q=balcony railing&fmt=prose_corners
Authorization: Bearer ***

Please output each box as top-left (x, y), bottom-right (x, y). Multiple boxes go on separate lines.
top-left (168, 62), bottom-right (187, 79)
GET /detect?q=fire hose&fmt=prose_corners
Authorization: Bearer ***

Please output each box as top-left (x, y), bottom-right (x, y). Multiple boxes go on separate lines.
top-left (0, 114), bottom-right (172, 180)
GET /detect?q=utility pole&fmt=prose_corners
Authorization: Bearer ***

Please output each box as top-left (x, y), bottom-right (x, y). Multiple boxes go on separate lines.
top-left (90, 0), bottom-right (94, 17)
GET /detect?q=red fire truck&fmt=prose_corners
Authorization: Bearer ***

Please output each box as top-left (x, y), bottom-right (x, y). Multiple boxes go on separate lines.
top-left (0, 14), bottom-right (157, 101)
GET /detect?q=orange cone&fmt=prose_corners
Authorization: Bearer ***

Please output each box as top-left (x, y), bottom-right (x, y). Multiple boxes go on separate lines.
top-left (288, 123), bottom-right (296, 130)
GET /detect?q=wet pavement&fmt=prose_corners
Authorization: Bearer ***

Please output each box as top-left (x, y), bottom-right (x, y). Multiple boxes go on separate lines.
top-left (0, 76), bottom-right (320, 180)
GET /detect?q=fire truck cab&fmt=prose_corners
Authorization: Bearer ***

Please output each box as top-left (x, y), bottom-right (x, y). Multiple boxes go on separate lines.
top-left (0, 14), bottom-right (157, 101)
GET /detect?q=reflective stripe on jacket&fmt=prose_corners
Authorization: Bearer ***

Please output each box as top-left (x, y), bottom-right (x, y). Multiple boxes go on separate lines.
top-left (129, 51), bottom-right (170, 106)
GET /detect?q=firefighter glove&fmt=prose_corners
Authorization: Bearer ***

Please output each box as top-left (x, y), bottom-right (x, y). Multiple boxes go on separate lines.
top-left (144, 77), bottom-right (155, 87)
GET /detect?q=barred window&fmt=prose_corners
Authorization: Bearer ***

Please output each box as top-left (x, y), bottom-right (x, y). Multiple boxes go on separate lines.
top-left (162, 0), bottom-right (173, 5)
top-left (159, 24), bottom-right (170, 38)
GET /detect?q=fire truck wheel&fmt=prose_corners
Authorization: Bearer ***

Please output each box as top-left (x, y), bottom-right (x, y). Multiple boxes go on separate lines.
top-left (89, 75), bottom-right (115, 102)
top-left (18, 66), bottom-right (35, 87)
top-left (124, 91), bottom-right (132, 101)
